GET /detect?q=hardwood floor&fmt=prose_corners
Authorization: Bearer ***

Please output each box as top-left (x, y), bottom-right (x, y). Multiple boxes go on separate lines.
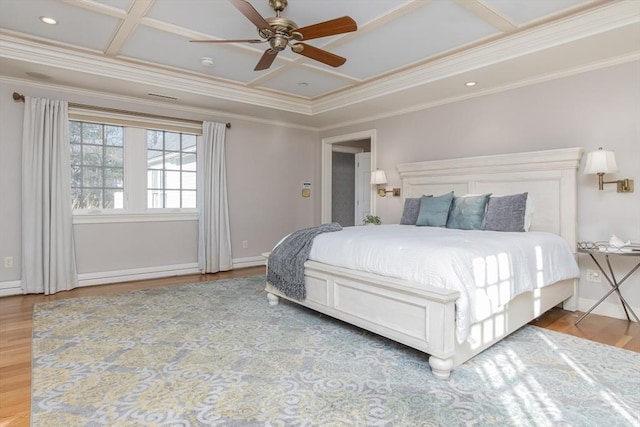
top-left (1, 267), bottom-right (638, 426)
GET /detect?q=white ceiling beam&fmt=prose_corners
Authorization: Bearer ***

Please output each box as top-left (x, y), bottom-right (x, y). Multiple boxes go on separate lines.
top-left (455, 0), bottom-right (517, 32)
top-left (60, 0), bottom-right (128, 19)
top-left (105, 0), bottom-right (155, 56)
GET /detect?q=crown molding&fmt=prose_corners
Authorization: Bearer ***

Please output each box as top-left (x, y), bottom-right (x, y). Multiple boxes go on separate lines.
top-left (1, 75), bottom-right (320, 132)
top-left (1, 0), bottom-right (637, 128)
top-left (0, 33), bottom-right (312, 115)
top-left (319, 52), bottom-right (640, 132)
top-left (312, 0), bottom-right (640, 115)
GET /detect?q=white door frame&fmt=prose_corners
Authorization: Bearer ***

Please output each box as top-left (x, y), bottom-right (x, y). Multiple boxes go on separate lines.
top-left (354, 152), bottom-right (371, 224)
top-left (321, 129), bottom-right (377, 224)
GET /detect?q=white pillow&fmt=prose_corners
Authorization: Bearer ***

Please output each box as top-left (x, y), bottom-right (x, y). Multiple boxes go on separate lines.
top-left (524, 196), bottom-right (533, 232)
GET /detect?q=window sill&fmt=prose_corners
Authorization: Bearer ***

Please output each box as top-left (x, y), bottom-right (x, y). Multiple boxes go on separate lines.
top-left (73, 211), bottom-right (198, 224)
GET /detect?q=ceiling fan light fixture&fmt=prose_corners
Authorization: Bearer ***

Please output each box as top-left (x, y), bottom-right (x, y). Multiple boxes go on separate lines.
top-left (270, 34), bottom-right (289, 51)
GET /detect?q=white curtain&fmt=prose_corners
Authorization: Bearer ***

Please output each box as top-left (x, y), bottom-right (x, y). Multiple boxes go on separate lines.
top-left (198, 121), bottom-right (232, 273)
top-left (21, 96), bottom-right (78, 294)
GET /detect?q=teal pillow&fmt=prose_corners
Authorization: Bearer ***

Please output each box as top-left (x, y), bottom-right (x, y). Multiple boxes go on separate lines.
top-left (416, 192), bottom-right (454, 227)
top-left (446, 194), bottom-right (491, 230)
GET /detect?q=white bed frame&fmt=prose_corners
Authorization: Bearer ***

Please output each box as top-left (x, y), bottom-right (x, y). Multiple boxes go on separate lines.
top-left (265, 148), bottom-right (583, 379)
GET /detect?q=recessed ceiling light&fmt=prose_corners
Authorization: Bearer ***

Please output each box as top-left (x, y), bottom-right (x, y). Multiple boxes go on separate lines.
top-left (40, 16), bottom-right (57, 25)
top-left (465, 81), bottom-right (477, 87)
top-left (200, 57), bottom-right (214, 67)
top-left (298, 82), bottom-right (309, 87)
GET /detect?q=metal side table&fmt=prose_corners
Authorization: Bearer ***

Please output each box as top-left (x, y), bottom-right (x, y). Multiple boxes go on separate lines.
top-left (575, 243), bottom-right (640, 325)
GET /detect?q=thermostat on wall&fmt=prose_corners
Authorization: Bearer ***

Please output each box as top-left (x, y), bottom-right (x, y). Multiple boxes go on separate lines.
top-left (302, 182), bottom-right (311, 198)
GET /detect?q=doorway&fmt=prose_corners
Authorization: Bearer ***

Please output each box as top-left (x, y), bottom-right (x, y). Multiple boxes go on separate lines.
top-left (321, 130), bottom-right (377, 225)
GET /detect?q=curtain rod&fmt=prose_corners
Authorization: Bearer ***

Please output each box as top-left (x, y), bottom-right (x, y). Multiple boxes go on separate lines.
top-left (12, 92), bottom-right (231, 129)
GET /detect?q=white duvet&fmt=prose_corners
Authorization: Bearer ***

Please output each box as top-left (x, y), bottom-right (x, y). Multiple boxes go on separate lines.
top-left (308, 225), bottom-right (580, 343)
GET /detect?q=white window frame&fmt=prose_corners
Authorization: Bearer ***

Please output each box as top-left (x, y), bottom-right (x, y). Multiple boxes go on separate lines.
top-left (69, 108), bottom-right (202, 224)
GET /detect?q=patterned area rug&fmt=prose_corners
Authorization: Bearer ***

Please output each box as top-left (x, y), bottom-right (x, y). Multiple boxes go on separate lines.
top-left (32, 275), bottom-right (639, 426)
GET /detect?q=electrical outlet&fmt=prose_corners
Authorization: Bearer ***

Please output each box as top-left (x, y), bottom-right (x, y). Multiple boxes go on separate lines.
top-left (586, 269), bottom-right (601, 283)
top-left (242, 240), bottom-right (248, 249)
top-left (3, 257), bottom-right (13, 268)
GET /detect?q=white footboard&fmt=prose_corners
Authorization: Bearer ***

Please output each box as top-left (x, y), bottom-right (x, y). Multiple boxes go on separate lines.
top-left (265, 260), bottom-right (576, 379)
top-left (266, 260), bottom-right (460, 378)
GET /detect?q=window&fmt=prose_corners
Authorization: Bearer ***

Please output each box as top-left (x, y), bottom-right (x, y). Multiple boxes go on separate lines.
top-left (147, 130), bottom-right (197, 208)
top-left (69, 113), bottom-right (201, 218)
top-left (70, 121), bottom-right (124, 209)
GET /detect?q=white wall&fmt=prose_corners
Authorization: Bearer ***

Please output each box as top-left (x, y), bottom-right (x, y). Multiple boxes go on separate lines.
top-left (321, 60), bottom-right (640, 321)
top-left (0, 80), bottom-right (320, 290)
top-left (2, 61), bottom-right (639, 322)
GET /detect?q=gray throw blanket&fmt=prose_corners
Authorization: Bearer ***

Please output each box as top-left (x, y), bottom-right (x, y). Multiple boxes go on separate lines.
top-left (267, 223), bottom-right (342, 300)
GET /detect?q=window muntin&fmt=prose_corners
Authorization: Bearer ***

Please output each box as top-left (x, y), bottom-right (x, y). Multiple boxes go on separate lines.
top-left (70, 121), bottom-right (124, 209)
top-left (147, 130), bottom-right (197, 209)
top-left (69, 110), bottom-right (201, 218)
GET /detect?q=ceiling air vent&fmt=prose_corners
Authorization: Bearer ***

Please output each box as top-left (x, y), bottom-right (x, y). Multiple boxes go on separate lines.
top-left (147, 93), bottom-right (178, 100)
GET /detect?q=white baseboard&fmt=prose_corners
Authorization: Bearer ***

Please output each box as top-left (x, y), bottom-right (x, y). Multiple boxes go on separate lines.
top-left (578, 297), bottom-right (640, 322)
top-left (78, 263), bottom-right (201, 287)
top-left (0, 280), bottom-right (22, 297)
top-left (0, 257), bottom-right (266, 297)
top-left (80, 257), bottom-right (265, 286)
top-left (232, 256), bottom-right (266, 269)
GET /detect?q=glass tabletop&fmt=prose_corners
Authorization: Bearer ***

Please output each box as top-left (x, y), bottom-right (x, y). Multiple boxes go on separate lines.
top-left (577, 241), bottom-right (640, 256)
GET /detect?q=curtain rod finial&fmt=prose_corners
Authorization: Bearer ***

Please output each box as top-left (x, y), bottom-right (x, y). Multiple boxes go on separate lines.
top-left (13, 92), bottom-right (25, 102)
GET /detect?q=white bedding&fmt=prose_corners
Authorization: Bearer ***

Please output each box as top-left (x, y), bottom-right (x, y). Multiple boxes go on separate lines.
top-left (308, 225), bottom-right (580, 343)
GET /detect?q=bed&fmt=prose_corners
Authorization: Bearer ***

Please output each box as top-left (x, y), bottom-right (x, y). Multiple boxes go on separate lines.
top-left (265, 148), bottom-right (583, 379)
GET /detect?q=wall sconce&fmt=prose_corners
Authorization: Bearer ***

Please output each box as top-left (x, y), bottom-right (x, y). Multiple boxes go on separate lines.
top-left (584, 147), bottom-right (634, 193)
top-left (370, 170), bottom-right (401, 197)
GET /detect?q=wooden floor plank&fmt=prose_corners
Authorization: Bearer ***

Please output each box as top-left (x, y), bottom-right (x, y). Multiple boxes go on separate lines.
top-left (0, 266), bottom-right (637, 427)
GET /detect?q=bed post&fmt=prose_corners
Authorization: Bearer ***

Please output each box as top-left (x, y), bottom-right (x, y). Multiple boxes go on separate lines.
top-left (428, 356), bottom-right (454, 380)
top-left (266, 293), bottom-right (280, 306)
top-left (559, 155), bottom-right (582, 311)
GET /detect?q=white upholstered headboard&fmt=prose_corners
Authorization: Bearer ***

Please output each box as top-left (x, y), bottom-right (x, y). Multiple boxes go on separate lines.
top-left (396, 148), bottom-right (583, 250)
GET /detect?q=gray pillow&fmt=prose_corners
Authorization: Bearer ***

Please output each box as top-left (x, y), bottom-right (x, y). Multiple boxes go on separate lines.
top-left (446, 194), bottom-right (491, 230)
top-left (484, 192), bottom-right (528, 232)
top-left (400, 196), bottom-right (431, 225)
top-left (416, 192), bottom-right (454, 227)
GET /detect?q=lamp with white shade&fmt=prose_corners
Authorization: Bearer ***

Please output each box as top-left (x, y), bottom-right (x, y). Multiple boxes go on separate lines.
top-left (584, 147), bottom-right (633, 193)
top-left (370, 170), bottom-right (400, 197)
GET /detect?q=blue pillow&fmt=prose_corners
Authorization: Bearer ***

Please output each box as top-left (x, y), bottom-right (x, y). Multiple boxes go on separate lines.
top-left (416, 192), bottom-right (454, 227)
top-left (446, 194), bottom-right (491, 230)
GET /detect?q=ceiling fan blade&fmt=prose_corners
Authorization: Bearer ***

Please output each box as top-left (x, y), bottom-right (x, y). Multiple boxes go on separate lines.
top-left (254, 49), bottom-right (279, 71)
top-left (190, 39), bottom-right (265, 44)
top-left (292, 43), bottom-right (346, 68)
top-left (229, 0), bottom-right (271, 32)
top-left (295, 16), bottom-right (357, 41)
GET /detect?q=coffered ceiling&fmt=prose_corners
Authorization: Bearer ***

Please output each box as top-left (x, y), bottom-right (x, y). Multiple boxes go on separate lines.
top-left (1, 0), bottom-right (639, 129)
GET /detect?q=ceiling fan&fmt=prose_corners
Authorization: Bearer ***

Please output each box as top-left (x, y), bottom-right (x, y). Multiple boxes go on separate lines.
top-left (190, 0), bottom-right (357, 71)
